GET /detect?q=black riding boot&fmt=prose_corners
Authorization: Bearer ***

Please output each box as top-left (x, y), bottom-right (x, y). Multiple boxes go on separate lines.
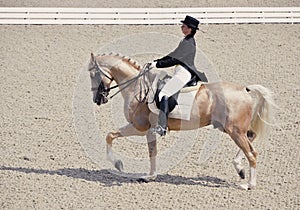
top-left (155, 96), bottom-right (169, 136)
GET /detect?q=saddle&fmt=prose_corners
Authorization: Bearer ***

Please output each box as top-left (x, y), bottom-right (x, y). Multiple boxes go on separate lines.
top-left (154, 75), bottom-right (199, 113)
top-left (148, 71), bottom-right (202, 121)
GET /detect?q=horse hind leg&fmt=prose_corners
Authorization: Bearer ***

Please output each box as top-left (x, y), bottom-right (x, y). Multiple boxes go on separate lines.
top-left (241, 139), bottom-right (257, 190)
top-left (229, 130), bottom-right (258, 190)
top-left (233, 149), bottom-right (246, 179)
top-left (233, 130), bottom-right (258, 180)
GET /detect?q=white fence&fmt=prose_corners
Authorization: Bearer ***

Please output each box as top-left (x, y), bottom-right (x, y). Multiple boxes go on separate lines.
top-left (0, 7), bottom-right (299, 25)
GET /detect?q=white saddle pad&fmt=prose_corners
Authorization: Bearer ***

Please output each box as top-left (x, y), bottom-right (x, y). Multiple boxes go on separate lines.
top-left (148, 71), bottom-right (202, 121)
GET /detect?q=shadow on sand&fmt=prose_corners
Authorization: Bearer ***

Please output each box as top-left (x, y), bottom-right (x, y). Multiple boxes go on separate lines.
top-left (0, 166), bottom-right (237, 188)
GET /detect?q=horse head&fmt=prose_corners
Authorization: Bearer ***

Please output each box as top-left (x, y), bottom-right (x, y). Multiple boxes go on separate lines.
top-left (88, 52), bottom-right (155, 106)
top-left (88, 53), bottom-right (113, 105)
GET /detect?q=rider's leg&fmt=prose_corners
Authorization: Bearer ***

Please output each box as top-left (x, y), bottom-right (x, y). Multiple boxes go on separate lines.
top-left (158, 65), bottom-right (192, 101)
top-left (155, 95), bottom-right (169, 136)
top-left (154, 66), bottom-right (191, 136)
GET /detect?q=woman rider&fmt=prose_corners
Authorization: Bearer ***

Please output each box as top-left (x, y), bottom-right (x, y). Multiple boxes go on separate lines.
top-left (148, 15), bottom-right (207, 136)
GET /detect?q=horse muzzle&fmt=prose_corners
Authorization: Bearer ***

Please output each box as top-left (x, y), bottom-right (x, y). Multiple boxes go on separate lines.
top-left (94, 91), bottom-right (109, 105)
top-left (93, 80), bottom-right (111, 105)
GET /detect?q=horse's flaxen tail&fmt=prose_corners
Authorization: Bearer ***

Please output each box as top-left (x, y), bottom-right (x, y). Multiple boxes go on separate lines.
top-left (246, 84), bottom-right (276, 141)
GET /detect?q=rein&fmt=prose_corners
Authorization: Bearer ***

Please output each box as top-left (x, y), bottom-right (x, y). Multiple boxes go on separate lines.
top-left (91, 60), bottom-right (152, 101)
top-left (108, 63), bottom-right (152, 100)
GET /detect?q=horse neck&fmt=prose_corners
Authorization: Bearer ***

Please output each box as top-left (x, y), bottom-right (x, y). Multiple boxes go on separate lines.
top-left (108, 60), bottom-right (142, 101)
top-left (97, 54), bottom-right (154, 100)
top-left (97, 55), bottom-right (140, 83)
top-left (112, 64), bottom-right (157, 105)
top-left (110, 63), bottom-right (138, 85)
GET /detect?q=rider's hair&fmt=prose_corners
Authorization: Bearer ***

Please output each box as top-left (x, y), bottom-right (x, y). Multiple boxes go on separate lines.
top-left (185, 28), bottom-right (197, 39)
top-left (190, 28), bottom-right (197, 36)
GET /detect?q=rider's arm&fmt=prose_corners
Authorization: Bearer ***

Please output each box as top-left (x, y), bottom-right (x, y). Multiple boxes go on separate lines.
top-left (154, 56), bottom-right (181, 68)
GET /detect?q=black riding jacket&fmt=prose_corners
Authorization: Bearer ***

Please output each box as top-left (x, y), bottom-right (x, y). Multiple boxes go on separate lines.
top-left (155, 35), bottom-right (207, 82)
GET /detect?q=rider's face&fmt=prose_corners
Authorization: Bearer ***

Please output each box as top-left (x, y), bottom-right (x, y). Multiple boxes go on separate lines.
top-left (181, 24), bottom-right (192, 36)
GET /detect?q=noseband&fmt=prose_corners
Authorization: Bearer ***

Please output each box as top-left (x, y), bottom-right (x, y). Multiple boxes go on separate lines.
top-left (90, 60), bottom-right (113, 105)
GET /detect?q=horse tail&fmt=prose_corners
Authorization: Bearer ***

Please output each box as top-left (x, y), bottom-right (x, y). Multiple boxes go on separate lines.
top-left (246, 84), bottom-right (276, 141)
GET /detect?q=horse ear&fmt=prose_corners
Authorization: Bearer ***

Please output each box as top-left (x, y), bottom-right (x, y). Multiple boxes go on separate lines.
top-left (90, 53), bottom-right (95, 62)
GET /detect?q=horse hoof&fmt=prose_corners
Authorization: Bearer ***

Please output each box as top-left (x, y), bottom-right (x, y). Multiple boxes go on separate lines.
top-left (239, 183), bottom-right (249, 190)
top-left (238, 169), bottom-right (245, 179)
top-left (137, 174), bottom-right (157, 183)
top-left (114, 160), bottom-right (123, 171)
top-left (239, 183), bottom-right (255, 190)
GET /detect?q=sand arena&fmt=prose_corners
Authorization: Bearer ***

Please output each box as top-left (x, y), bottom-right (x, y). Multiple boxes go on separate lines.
top-left (1, 1), bottom-right (299, 209)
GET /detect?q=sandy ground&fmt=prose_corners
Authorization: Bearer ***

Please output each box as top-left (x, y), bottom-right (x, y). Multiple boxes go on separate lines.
top-left (0, 1), bottom-right (300, 210)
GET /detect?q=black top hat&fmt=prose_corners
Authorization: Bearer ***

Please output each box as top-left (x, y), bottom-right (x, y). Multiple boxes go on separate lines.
top-left (181, 15), bottom-right (200, 30)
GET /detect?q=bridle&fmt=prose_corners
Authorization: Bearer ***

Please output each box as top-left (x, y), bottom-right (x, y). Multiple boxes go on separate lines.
top-left (89, 59), bottom-right (114, 88)
top-left (88, 59), bottom-right (113, 105)
top-left (89, 59), bottom-right (152, 105)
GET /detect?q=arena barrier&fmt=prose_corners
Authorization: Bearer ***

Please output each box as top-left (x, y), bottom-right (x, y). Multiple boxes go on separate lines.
top-left (0, 7), bottom-right (299, 25)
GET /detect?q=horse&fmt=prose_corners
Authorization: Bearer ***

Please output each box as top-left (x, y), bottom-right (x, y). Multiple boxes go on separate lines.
top-left (88, 53), bottom-right (275, 190)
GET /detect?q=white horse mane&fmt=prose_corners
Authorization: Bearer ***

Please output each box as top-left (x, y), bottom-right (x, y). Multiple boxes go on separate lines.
top-left (98, 52), bottom-right (142, 70)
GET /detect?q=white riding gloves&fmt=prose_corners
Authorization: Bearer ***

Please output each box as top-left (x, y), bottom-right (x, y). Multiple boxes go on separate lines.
top-left (148, 61), bottom-right (157, 69)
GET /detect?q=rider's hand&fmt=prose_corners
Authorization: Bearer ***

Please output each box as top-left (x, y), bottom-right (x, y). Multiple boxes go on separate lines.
top-left (147, 61), bottom-right (157, 69)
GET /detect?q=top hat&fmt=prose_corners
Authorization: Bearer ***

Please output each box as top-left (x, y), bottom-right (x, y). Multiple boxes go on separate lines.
top-left (181, 15), bottom-right (199, 30)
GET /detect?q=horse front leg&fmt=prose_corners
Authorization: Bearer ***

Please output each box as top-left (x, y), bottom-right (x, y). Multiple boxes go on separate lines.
top-left (106, 123), bottom-right (147, 171)
top-left (147, 130), bottom-right (157, 176)
top-left (106, 130), bottom-right (123, 171)
top-left (138, 130), bottom-right (158, 182)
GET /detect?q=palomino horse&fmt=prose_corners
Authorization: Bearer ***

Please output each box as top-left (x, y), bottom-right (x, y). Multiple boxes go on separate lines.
top-left (88, 53), bottom-right (275, 190)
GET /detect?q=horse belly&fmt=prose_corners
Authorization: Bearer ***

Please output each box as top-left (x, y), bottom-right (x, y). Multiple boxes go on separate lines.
top-left (168, 92), bottom-right (212, 131)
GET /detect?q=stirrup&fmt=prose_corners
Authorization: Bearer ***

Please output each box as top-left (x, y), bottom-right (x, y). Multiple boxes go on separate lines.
top-left (150, 125), bottom-right (167, 136)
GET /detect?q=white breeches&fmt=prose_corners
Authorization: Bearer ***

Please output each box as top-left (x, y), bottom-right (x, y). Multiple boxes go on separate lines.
top-left (159, 65), bottom-right (192, 101)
